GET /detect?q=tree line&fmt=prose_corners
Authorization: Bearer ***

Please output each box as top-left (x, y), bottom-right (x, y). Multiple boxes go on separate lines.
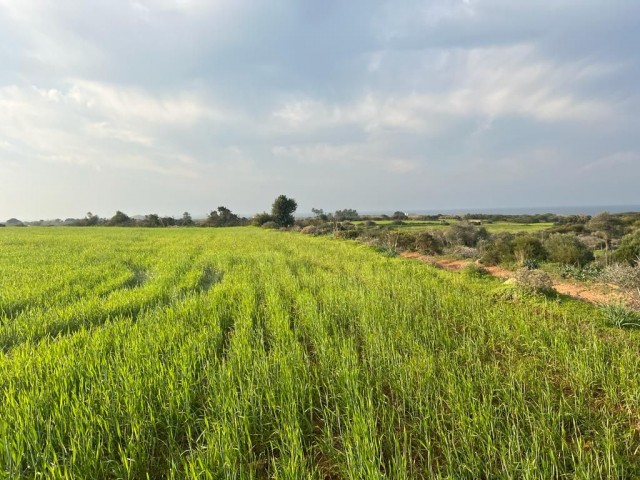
top-left (3, 195), bottom-right (299, 229)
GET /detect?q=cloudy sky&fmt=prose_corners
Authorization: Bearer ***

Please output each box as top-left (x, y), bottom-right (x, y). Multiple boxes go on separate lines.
top-left (0, 0), bottom-right (638, 220)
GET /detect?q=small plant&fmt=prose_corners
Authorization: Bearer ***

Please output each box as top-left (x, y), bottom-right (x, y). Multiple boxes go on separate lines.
top-left (512, 268), bottom-right (554, 294)
top-left (522, 258), bottom-right (539, 270)
top-left (376, 246), bottom-right (398, 257)
top-left (462, 263), bottom-right (490, 278)
top-left (558, 264), bottom-right (602, 281)
top-left (600, 302), bottom-right (640, 328)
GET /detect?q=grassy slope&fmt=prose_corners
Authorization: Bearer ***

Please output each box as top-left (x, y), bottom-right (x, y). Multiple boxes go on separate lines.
top-left (0, 227), bottom-right (638, 479)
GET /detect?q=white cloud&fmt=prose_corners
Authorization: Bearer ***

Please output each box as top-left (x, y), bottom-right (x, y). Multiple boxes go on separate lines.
top-left (271, 44), bottom-right (615, 142)
top-left (67, 80), bottom-right (217, 125)
top-left (0, 81), bottom-right (229, 175)
top-left (579, 151), bottom-right (640, 173)
top-left (387, 158), bottom-right (417, 173)
top-left (271, 143), bottom-right (368, 167)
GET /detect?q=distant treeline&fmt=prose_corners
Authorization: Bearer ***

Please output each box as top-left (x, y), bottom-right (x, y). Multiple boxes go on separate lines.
top-left (5, 203), bottom-right (640, 232)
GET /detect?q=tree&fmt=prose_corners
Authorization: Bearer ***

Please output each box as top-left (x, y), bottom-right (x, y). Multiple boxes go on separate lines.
top-left (161, 216), bottom-right (176, 227)
top-left (6, 218), bottom-right (24, 226)
top-left (588, 212), bottom-right (624, 252)
top-left (205, 206), bottom-right (242, 227)
top-left (311, 208), bottom-right (328, 221)
top-left (334, 209), bottom-right (359, 221)
top-left (84, 211), bottom-right (99, 226)
top-left (110, 211), bottom-right (131, 226)
top-left (181, 212), bottom-right (194, 226)
top-left (142, 214), bottom-right (161, 227)
top-left (271, 195), bottom-right (297, 227)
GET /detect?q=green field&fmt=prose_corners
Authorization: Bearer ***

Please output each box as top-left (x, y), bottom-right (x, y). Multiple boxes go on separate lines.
top-left (1, 227), bottom-right (639, 478)
top-left (354, 220), bottom-right (554, 233)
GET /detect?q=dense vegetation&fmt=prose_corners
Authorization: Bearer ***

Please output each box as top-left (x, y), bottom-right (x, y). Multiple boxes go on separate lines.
top-left (295, 211), bottom-right (640, 306)
top-left (1, 227), bottom-right (639, 478)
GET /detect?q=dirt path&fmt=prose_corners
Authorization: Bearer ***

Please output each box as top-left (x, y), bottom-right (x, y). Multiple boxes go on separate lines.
top-left (400, 252), bottom-right (628, 306)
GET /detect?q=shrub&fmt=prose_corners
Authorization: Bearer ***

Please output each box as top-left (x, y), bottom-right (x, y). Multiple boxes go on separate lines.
top-left (335, 230), bottom-right (360, 240)
top-left (446, 222), bottom-right (489, 247)
top-left (614, 230), bottom-right (640, 265)
top-left (387, 232), bottom-right (413, 250)
top-left (599, 264), bottom-right (640, 291)
top-left (414, 231), bottom-right (443, 255)
top-left (450, 246), bottom-right (480, 259)
top-left (479, 233), bottom-right (514, 265)
top-left (261, 221), bottom-right (277, 229)
top-left (513, 235), bottom-right (547, 264)
top-left (252, 212), bottom-right (273, 226)
top-left (579, 235), bottom-right (606, 250)
top-left (544, 234), bottom-right (594, 266)
top-left (301, 225), bottom-right (319, 235)
top-left (512, 268), bottom-right (554, 294)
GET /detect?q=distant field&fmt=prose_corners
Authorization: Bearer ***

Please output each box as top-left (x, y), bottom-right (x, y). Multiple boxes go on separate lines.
top-left (1, 227), bottom-right (639, 478)
top-left (354, 219), bottom-right (554, 233)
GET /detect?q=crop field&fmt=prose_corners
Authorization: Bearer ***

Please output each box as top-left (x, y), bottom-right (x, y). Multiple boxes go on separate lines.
top-left (1, 227), bottom-right (639, 478)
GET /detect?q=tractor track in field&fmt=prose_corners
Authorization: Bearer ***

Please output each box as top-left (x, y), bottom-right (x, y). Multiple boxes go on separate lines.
top-left (400, 252), bottom-right (632, 307)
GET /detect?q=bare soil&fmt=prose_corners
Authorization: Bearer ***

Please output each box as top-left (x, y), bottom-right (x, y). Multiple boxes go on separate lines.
top-left (400, 252), bottom-right (630, 307)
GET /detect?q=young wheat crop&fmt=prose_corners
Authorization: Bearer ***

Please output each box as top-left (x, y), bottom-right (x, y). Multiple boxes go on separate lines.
top-left (0, 227), bottom-right (638, 478)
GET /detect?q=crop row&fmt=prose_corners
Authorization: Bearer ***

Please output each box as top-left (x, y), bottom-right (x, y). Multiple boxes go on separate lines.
top-left (0, 227), bottom-right (639, 478)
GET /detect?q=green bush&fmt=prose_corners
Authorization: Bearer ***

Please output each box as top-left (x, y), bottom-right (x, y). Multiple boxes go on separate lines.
top-left (479, 233), bottom-right (514, 265)
top-left (462, 264), bottom-right (490, 278)
top-left (544, 234), bottom-right (594, 266)
top-left (414, 231), bottom-right (443, 255)
top-left (446, 222), bottom-right (489, 247)
top-left (613, 230), bottom-right (640, 265)
top-left (512, 268), bottom-right (554, 294)
top-left (513, 235), bottom-right (547, 264)
top-left (252, 212), bottom-right (274, 226)
top-left (336, 230), bottom-right (360, 240)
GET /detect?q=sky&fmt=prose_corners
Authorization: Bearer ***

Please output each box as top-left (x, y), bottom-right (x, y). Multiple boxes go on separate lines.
top-left (0, 0), bottom-right (639, 220)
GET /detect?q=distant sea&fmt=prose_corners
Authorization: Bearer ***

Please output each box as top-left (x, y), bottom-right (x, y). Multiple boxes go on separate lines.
top-left (362, 205), bottom-right (640, 216)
